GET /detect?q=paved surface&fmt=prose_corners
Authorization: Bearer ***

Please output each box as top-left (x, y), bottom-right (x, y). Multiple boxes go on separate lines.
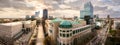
top-left (36, 25), bottom-right (45, 45)
top-left (87, 26), bottom-right (108, 45)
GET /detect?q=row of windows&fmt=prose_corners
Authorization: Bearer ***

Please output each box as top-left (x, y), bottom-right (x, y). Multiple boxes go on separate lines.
top-left (73, 26), bottom-right (91, 34)
top-left (59, 26), bottom-right (91, 37)
top-left (59, 26), bottom-right (91, 33)
top-left (60, 33), bottom-right (72, 37)
top-left (59, 34), bottom-right (91, 45)
top-left (58, 42), bottom-right (72, 45)
top-left (60, 30), bottom-right (72, 32)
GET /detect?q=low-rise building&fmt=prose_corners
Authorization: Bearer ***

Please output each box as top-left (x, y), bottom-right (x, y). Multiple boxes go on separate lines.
top-left (0, 22), bottom-right (22, 38)
top-left (0, 20), bottom-right (37, 45)
top-left (47, 18), bottom-right (94, 45)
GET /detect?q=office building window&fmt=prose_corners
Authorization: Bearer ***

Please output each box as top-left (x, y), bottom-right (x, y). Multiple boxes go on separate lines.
top-left (67, 30), bottom-right (69, 32)
top-left (63, 30), bottom-right (66, 32)
top-left (67, 34), bottom-right (69, 37)
top-left (70, 33), bottom-right (72, 36)
top-left (60, 33), bottom-right (62, 37)
top-left (73, 31), bottom-right (75, 34)
top-left (63, 34), bottom-right (65, 37)
top-left (76, 30), bottom-right (77, 33)
top-left (60, 30), bottom-right (62, 32)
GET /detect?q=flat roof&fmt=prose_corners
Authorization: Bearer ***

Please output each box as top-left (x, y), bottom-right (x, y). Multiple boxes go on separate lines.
top-left (0, 22), bottom-right (22, 26)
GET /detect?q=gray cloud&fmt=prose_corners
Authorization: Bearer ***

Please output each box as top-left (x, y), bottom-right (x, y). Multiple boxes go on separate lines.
top-left (0, 0), bottom-right (35, 10)
top-left (94, 6), bottom-right (108, 11)
top-left (0, 0), bottom-right (120, 18)
top-left (45, 0), bottom-right (120, 18)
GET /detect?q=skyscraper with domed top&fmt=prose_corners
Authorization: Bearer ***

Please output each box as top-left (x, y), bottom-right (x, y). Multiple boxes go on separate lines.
top-left (80, 1), bottom-right (93, 19)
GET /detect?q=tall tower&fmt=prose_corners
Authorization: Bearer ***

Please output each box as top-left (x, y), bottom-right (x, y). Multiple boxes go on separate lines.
top-left (42, 9), bottom-right (48, 37)
top-left (35, 11), bottom-right (40, 17)
top-left (43, 9), bottom-right (48, 20)
top-left (80, 1), bottom-right (94, 19)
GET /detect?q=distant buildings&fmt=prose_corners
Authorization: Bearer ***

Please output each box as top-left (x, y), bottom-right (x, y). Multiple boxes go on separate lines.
top-left (48, 16), bottom-right (54, 20)
top-left (43, 9), bottom-right (48, 20)
top-left (80, 2), bottom-right (93, 19)
top-left (35, 11), bottom-right (40, 17)
top-left (42, 9), bottom-right (48, 37)
top-left (26, 15), bottom-right (31, 20)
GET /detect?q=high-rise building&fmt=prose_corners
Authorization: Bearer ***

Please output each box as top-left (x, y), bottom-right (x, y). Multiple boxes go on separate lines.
top-left (43, 9), bottom-right (48, 20)
top-left (80, 2), bottom-right (93, 19)
top-left (35, 11), bottom-right (40, 17)
top-left (42, 9), bottom-right (48, 37)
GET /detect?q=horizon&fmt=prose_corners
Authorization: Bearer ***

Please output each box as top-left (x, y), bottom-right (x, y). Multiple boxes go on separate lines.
top-left (0, 0), bottom-right (120, 18)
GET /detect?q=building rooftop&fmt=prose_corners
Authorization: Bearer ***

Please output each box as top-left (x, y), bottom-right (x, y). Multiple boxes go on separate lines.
top-left (0, 22), bottom-right (22, 26)
top-left (71, 21), bottom-right (80, 25)
top-left (51, 18), bottom-right (63, 23)
top-left (59, 20), bottom-right (72, 28)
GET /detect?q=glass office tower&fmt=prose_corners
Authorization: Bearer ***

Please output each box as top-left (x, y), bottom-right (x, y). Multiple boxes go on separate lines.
top-left (80, 2), bottom-right (93, 19)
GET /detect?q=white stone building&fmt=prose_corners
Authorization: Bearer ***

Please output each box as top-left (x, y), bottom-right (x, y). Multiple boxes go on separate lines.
top-left (47, 18), bottom-right (93, 45)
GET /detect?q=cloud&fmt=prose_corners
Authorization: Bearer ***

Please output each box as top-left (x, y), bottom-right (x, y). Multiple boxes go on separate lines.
top-left (0, 0), bottom-right (39, 18)
top-left (0, 0), bottom-right (120, 18)
top-left (91, 0), bottom-right (120, 18)
top-left (49, 9), bottom-right (80, 18)
top-left (0, 0), bottom-right (35, 10)
top-left (94, 6), bottom-right (108, 11)
top-left (44, 0), bottom-right (120, 18)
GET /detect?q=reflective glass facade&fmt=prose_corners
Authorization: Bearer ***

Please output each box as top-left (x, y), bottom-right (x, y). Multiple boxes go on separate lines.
top-left (80, 2), bottom-right (93, 19)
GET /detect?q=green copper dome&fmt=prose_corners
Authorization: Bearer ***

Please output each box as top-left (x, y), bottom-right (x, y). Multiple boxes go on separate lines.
top-left (59, 20), bottom-right (72, 28)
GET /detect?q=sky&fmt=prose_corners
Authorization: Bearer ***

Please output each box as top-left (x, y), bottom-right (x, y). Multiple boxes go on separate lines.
top-left (0, 0), bottom-right (120, 18)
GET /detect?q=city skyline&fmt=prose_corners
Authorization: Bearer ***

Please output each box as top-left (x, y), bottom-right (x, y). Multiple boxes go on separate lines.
top-left (0, 0), bottom-right (120, 18)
